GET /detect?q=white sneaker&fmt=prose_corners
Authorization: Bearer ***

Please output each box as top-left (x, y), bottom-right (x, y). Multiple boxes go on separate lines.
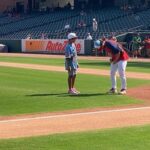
top-left (119, 89), bottom-right (127, 95)
top-left (72, 88), bottom-right (80, 94)
top-left (68, 89), bottom-right (78, 95)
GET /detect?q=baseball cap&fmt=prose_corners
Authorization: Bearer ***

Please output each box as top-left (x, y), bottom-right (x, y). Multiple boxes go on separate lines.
top-left (68, 33), bottom-right (77, 40)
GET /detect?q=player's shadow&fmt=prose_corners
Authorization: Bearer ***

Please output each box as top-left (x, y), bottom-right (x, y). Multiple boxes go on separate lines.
top-left (60, 93), bottom-right (108, 97)
top-left (26, 93), bottom-right (108, 97)
top-left (26, 93), bottom-right (67, 97)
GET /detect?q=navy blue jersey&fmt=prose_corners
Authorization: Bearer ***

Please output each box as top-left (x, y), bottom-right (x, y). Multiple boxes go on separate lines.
top-left (105, 40), bottom-right (122, 55)
top-left (103, 40), bottom-right (129, 61)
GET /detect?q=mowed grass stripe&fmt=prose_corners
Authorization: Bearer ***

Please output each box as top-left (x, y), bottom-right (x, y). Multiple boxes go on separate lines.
top-left (0, 125), bottom-right (150, 150)
top-left (0, 66), bottom-right (150, 116)
top-left (0, 56), bottom-right (150, 73)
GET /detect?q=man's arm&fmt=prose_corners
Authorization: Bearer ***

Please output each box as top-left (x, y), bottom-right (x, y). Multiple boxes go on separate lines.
top-left (112, 52), bottom-right (121, 64)
top-left (112, 43), bottom-right (123, 64)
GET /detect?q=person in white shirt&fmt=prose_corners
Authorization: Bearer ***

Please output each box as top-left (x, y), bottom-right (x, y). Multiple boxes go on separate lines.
top-left (26, 34), bottom-right (32, 39)
top-left (65, 24), bottom-right (70, 30)
top-left (93, 18), bottom-right (98, 32)
top-left (40, 33), bottom-right (45, 39)
top-left (86, 33), bottom-right (93, 40)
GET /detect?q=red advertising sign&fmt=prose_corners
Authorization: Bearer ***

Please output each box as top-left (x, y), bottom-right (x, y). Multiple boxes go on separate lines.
top-left (22, 39), bottom-right (85, 54)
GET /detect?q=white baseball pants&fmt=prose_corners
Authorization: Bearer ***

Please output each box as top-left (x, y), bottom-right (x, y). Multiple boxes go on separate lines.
top-left (110, 60), bottom-right (127, 90)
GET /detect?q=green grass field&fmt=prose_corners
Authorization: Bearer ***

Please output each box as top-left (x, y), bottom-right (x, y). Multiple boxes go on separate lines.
top-left (0, 66), bottom-right (149, 116)
top-left (0, 55), bottom-right (150, 148)
top-left (0, 56), bottom-right (150, 73)
top-left (0, 125), bottom-right (150, 150)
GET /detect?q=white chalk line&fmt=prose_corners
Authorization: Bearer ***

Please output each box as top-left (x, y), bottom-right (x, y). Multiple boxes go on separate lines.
top-left (0, 106), bottom-right (150, 124)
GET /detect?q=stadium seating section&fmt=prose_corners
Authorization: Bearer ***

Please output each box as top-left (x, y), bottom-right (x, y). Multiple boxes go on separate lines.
top-left (0, 8), bottom-right (149, 40)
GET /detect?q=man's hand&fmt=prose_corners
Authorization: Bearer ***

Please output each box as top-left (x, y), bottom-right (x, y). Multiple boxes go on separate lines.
top-left (110, 58), bottom-right (112, 62)
top-left (112, 52), bottom-right (121, 64)
top-left (112, 61), bottom-right (117, 64)
top-left (110, 59), bottom-right (117, 64)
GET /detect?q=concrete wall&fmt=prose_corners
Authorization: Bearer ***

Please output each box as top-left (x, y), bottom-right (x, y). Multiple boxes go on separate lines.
top-left (1, 0), bottom-right (150, 12)
top-left (0, 0), bottom-right (28, 13)
top-left (0, 0), bottom-right (74, 12)
top-left (43, 0), bottom-right (74, 8)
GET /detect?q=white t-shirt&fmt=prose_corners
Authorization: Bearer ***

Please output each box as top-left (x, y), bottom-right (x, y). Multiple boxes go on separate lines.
top-left (65, 24), bottom-right (70, 29)
top-left (86, 35), bottom-right (93, 40)
top-left (93, 20), bottom-right (98, 32)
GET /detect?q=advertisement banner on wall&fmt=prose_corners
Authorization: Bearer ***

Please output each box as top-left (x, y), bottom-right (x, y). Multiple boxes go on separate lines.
top-left (22, 39), bottom-right (85, 54)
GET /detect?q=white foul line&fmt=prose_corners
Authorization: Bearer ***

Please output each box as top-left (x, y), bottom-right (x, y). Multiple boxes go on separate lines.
top-left (0, 106), bottom-right (150, 124)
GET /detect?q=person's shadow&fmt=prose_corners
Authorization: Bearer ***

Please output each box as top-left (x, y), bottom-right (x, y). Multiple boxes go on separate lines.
top-left (26, 93), bottom-right (67, 97)
top-left (26, 92), bottom-right (109, 97)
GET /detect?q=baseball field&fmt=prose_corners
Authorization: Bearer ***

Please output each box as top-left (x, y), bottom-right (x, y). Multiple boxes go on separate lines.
top-left (0, 53), bottom-right (150, 149)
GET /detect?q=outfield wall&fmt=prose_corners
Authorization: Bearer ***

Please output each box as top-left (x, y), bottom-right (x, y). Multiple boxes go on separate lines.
top-left (1, 32), bottom-right (149, 56)
top-left (22, 39), bottom-right (85, 54)
top-left (0, 39), bottom-right (93, 55)
top-left (0, 40), bottom-right (21, 53)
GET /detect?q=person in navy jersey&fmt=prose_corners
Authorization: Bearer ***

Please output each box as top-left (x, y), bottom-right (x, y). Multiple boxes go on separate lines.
top-left (98, 36), bottom-right (129, 94)
top-left (65, 33), bottom-right (80, 95)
